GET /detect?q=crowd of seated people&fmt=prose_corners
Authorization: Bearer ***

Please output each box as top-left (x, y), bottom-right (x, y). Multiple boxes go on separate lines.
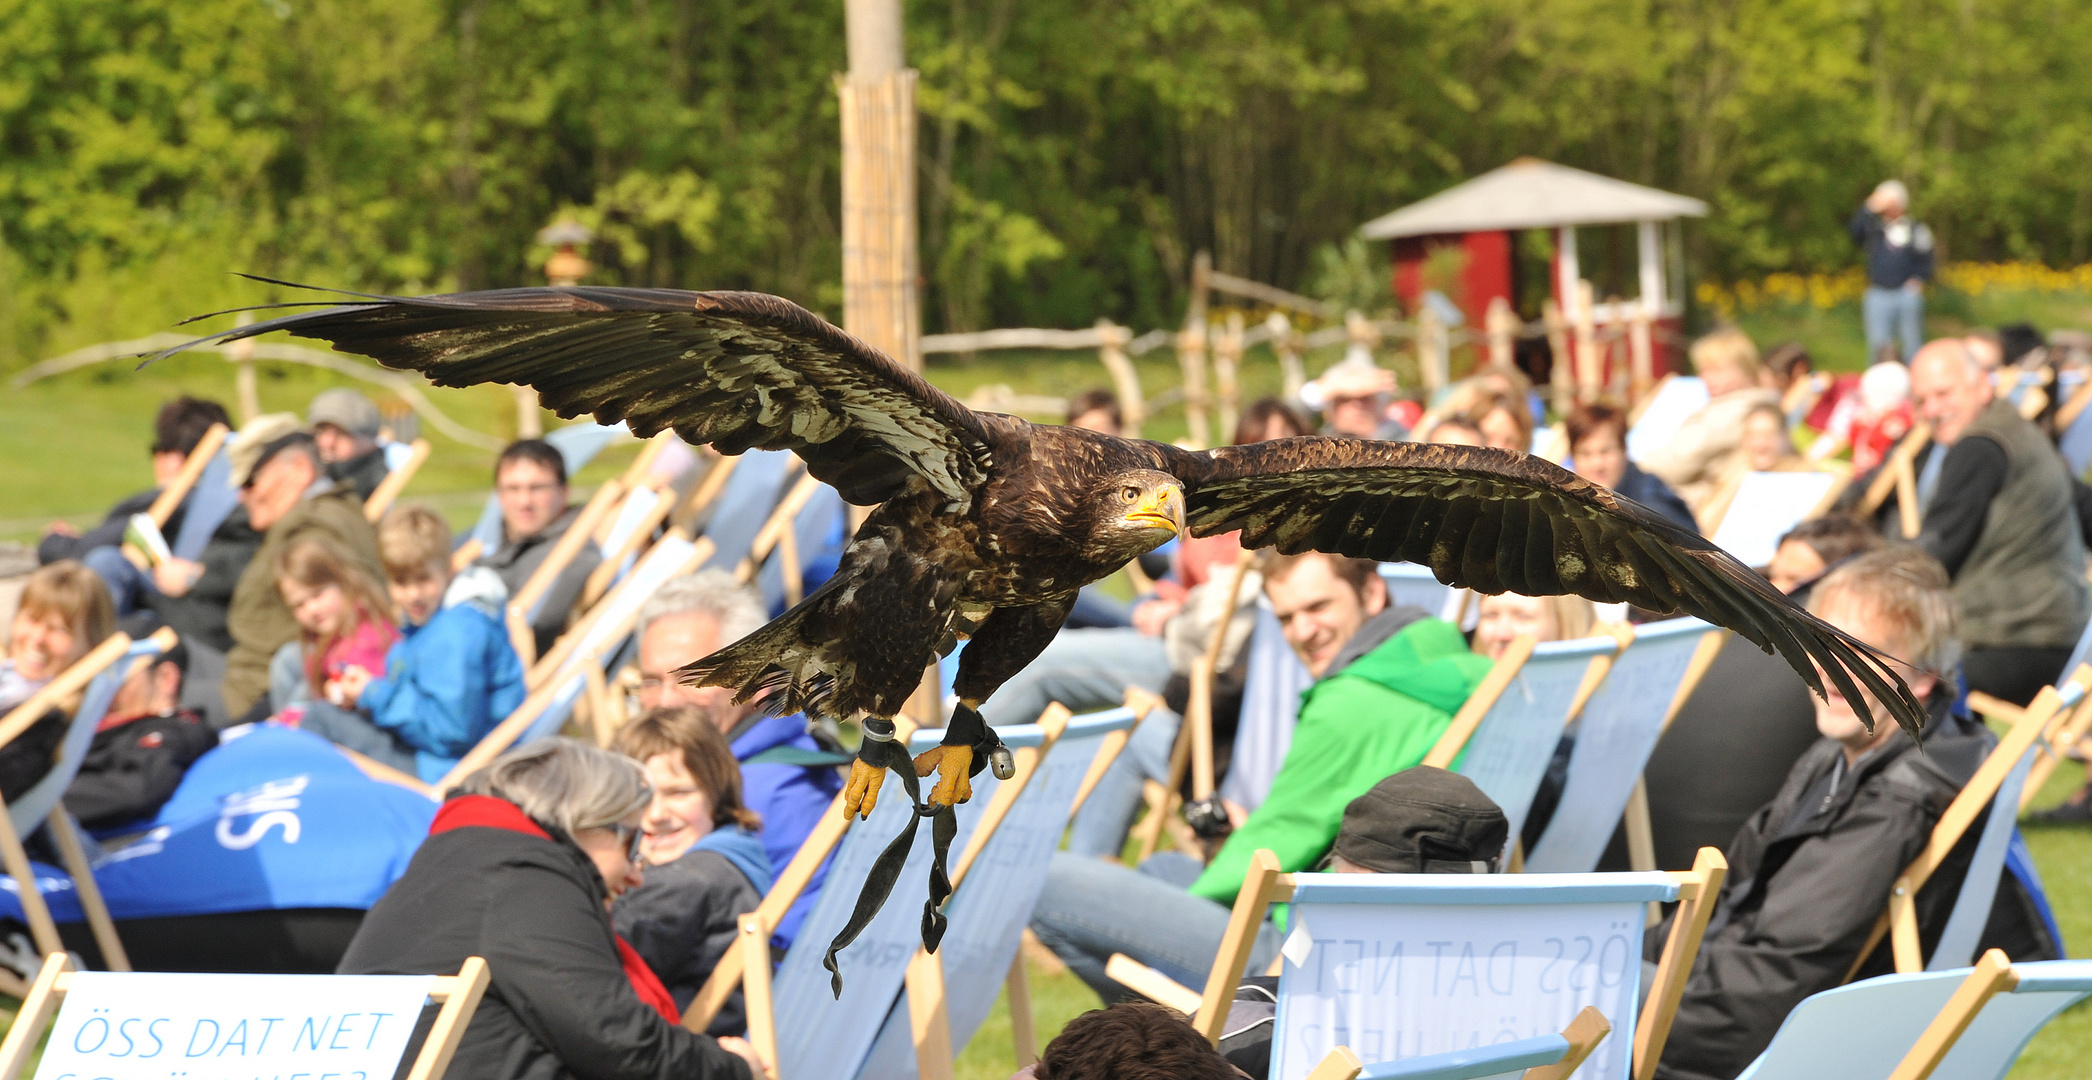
top-left (8, 312), bottom-right (2092, 1080)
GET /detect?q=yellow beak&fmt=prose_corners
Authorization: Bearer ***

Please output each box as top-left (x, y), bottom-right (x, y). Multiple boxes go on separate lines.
top-left (1125, 485), bottom-right (1186, 537)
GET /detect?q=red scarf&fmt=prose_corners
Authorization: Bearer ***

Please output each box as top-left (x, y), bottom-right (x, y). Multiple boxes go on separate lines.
top-left (431, 796), bottom-right (680, 1023)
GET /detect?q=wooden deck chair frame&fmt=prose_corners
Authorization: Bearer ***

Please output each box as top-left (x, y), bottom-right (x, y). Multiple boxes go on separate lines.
top-left (1970, 679), bottom-right (2092, 813)
top-left (0, 628), bottom-right (179, 982)
top-left (121, 422), bottom-right (230, 568)
top-left (686, 694), bottom-right (1155, 1059)
top-left (0, 953), bottom-right (491, 1080)
top-left (1133, 548), bottom-right (1258, 863)
top-left (364, 438), bottom-right (432, 522)
top-left (1113, 844), bottom-right (1725, 1080)
top-left (1855, 422), bottom-right (1934, 540)
top-left (1844, 667), bottom-right (2091, 981)
top-left (873, 705), bottom-right (1075, 1080)
top-left (1617, 629), bottom-right (1727, 877)
top-left (506, 477), bottom-right (629, 672)
top-left (1305, 1004), bottom-right (1610, 1080)
top-left (582, 446), bottom-right (748, 611)
top-left (1877, 948), bottom-right (2019, 1080)
top-left (441, 529), bottom-right (717, 791)
top-left (896, 694), bottom-right (1162, 1079)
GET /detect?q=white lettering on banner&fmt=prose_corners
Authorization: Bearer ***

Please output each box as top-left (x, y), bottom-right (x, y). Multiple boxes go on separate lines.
top-left (215, 777), bottom-right (308, 850)
top-left (1272, 902), bottom-right (1644, 1080)
top-left (32, 971), bottom-right (436, 1080)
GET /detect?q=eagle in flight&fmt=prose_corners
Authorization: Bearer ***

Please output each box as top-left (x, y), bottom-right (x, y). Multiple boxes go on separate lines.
top-left (169, 282), bottom-right (1925, 977)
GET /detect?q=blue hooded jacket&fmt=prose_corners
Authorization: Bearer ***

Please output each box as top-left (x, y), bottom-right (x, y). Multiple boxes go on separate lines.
top-left (359, 568), bottom-right (527, 782)
top-left (732, 711), bottom-right (843, 948)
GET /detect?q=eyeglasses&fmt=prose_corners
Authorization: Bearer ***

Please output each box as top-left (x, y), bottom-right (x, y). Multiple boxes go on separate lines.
top-left (607, 822), bottom-right (646, 863)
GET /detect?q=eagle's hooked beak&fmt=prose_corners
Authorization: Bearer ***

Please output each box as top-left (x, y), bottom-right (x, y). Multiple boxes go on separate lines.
top-left (1125, 484), bottom-right (1185, 537)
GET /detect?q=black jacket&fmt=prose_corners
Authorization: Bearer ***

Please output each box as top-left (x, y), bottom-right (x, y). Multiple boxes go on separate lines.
top-left (339, 804), bottom-right (753, 1080)
top-left (612, 849), bottom-right (762, 1034)
top-left (328, 448), bottom-right (392, 502)
top-left (1653, 692), bottom-right (2055, 1080)
top-left (145, 508), bottom-right (263, 655)
top-left (64, 709), bottom-right (219, 830)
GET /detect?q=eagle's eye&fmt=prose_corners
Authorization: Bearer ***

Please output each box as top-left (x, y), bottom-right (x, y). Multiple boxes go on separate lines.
top-left (1121, 485), bottom-right (1140, 502)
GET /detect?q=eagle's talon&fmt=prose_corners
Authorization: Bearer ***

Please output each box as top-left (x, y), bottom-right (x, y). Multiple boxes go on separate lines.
top-left (843, 758), bottom-right (887, 819)
top-left (913, 745), bottom-right (975, 806)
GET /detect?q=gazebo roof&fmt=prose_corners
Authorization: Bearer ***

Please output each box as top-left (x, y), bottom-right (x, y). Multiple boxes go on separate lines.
top-left (1359, 158), bottom-right (1707, 239)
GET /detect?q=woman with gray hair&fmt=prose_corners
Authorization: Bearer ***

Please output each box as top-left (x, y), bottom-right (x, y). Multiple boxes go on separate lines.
top-left (338, 739), bottom-right (766, 1080)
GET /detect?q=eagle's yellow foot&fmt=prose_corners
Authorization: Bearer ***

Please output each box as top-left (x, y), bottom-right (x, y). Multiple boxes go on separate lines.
top-left (913, 744), bottom-right (975, 807)
top-left (842, 757), bottom-right (887, 819)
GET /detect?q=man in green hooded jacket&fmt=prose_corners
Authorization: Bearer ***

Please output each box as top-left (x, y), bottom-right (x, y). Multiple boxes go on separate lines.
top-left (1029, 551), bottom-right (1494, 998)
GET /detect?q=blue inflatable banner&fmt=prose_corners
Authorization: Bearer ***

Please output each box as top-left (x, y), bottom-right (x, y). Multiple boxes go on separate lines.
top-left (0, 727), bottom-right (436, 923)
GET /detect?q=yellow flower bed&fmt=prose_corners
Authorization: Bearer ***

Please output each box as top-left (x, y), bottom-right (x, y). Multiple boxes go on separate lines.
top-left (1697, 262), bottom-right (2092, 319)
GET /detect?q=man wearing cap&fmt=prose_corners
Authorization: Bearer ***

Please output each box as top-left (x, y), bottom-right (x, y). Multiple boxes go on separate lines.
top-left (1030, 767), bottom-right (1506, 1003)
top-left (307, 388), bottom-right (391, 501)
top-left (144, 414), bottom-right (300, 712)
top-left (210, 428), bottom-right (382, 721)
top-left (1850, 180), bottom-right (1934, 363)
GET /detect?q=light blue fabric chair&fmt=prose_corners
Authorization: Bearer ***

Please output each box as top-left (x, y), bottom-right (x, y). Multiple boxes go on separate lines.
top-left (1218, 604), bottom-right (1312, 813)
top-left (1733, 958), bottom-right (2092, 1080)
top-left (765, 724), bottom-right (1038, 1079)
top-left (1270, 873), bottom-right (1677, 1080)
top-left (1525, 619), bottom-right (1717, 874)
top-left (1318, 1004), bottom-right (1609, 1080)
top-left (858, 706), bottom-right (1145, 1078)
top-left (1380, 563), bottom-right (1455, 617)
top-left (3, 631), bottom-right (178, 968)
top-left (170, 448), bottom-right (238, 561)
top-left (1449, 635), bottom-right (1626, 851)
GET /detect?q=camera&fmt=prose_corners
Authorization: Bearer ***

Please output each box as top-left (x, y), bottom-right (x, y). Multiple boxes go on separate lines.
top-left (1183, 795), bottom-right (1233, 842)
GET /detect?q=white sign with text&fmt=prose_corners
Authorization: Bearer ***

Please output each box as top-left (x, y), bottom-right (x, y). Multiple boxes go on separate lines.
top-left (1272, 900), bottom-right (1645, 1080)
top-left (32, 972), bottom-right (436, 1080)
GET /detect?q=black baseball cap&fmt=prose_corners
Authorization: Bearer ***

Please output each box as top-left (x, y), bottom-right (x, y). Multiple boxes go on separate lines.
top-left (1330, 767), bottom-right (1507, 874)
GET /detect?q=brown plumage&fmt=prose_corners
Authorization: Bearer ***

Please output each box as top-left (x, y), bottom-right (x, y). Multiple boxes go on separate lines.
top-left (162, 281), bottom-right (1929, 748)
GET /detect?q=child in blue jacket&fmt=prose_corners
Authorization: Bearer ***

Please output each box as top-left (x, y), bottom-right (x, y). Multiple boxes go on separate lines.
top-left (317, 505), bottom-right (525, 782)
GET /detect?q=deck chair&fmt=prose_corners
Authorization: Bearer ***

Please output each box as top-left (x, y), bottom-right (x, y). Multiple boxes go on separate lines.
top-left (1217, 602), bottom-right (1313, 814)
top-left (122, 421), bottom-right (231, 567)
top-left (1623, 376), bottom-right (1706, 463)
top-left (0, 952), bottom-right (490, 1080)
top-left (1735, 951), bottom-right (2092, 1080)
top-left (1423, 631), bottom-right (1631, 854)
top-left (857, 704), bottom-right (1153, 1079)
top-left (0, 628), bottom-right (180, 981)
top-left (699, 449), bottom-right (803, 575)
top-left (1380, 563), bottom-right (1455, 615)
top-left (1845, 669), bottom-right (2089, 980)
top-left (1855, 422), bottom-right (1935, 540)
top-left (1134, 551), bottom-right (1257, 861)
top-left (737, 724), bottom-right (1037, 1080)
top-left (1525, 620), bottom-right (1724, 874)
top-left (364, 438), bottom-right (432, 521)
top-left (1306, 1006), bottom-right (1610, 1080)
top-left (2056, 375), bottom-right (2092, 476)
top-left (1113, 847), bottom-right (1724, 1080)
top-left (1200, 856), bottom-right (1720, 1080)
top-left (466, 421), bottom-right (629, 552)
top-left (1702, 470), bottom-right (1849, 567)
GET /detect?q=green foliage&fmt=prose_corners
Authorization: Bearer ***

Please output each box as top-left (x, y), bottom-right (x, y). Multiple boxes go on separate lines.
top-left (4, 0), bottom-right (2092, 372)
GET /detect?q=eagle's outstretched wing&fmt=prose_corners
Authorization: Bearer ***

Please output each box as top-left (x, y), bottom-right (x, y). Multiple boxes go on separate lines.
top-left (162, 285), bottom-right (994, 507)
top-left (1160, 437), bottom-right (1929, 739)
